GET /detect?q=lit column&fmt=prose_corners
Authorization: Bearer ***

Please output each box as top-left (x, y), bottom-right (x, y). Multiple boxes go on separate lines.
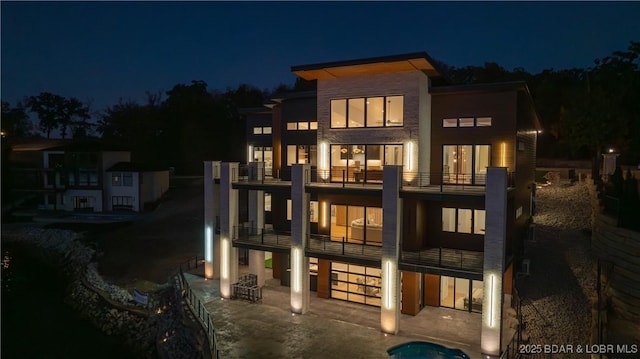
top-left (290, 164), bottom-right (310, 314)
top-left (481, 167), bottom-right (508, 357)
top-left (381, 165), bottom-right (402, 334)
top-left (203, 161), bottom-right (221, 279)
top-left (319, 141), bottom-right (329, 181)
top-left (249, 161), bottom-right (265, 286)
top-left (220, 162), bottom-right (239, 299)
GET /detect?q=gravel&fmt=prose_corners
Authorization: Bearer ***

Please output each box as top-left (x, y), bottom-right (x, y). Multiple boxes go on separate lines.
top-left (518, 182), bottom-right (597, 357)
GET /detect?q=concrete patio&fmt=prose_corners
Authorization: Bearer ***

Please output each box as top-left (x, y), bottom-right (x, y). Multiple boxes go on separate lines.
top-left (182, 268), bottom-right (507, 359)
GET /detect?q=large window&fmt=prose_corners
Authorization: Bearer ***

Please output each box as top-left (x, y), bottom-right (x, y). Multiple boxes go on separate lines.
top-left (330, 205), bottom-right (382, 246)
top-left (331, 262), bottom-right (381, 307)
top-left (442, 207), bottom-right (485, 235)
top-left (112, 196), bottom-right (134, 210)
top-left (440, 276), bottom-right (483, 312)
top-left (252, 146), bottom-right (273, 175)
top-left (331, 96), bottom-right (404, 128)
top-left (287, 145), bottom-right (317, 166)
top-left (443, 145), bottom-right (490, 185)
top-left (329, 144), bottom-right (402, 183)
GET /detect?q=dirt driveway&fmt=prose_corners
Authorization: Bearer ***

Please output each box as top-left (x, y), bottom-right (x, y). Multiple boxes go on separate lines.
top-left (96, 176), bottom-right (204, 288)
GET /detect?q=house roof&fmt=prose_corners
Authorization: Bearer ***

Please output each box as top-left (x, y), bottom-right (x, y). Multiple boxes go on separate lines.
top-left (270, 90), bottom-right (317, 103)
top-left (238, 107), bottom-right (272, 115)
top-left (106, 162), bottom-right (168, 172)
top-left (291, 52), bottom-right (442, 80)
top-left (11, 138), bottom-right (129, 152)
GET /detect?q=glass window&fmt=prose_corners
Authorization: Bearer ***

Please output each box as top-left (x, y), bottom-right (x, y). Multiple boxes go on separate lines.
top-left (309, 145), bottom-right (317, 166)
top-left (459, 118), bottom-right (474, 127)
top-left (442, 208), bottom-right (456, 232)
top-left (457, 209), bottom-right (472, 233)
top-left (287, 199), bottom-right (292, 220)
top-left (264, 193), bottom-right (271, 212)
top-left (366, 97), bottom-right (384, 127)
top-left (287, 145), bottom-right (297, 166)
top-left (440, 276), bottom-right (454, 308)
top-left (310, 201), bottom-right (318, 223)
top-left (331, 99), bottom-right (347, 128)
top-left (253, 127), bottom-right (262, 134)
top-left (263, 127), bottom-right (272, 134)
top-left (471, 280), bottom-right (483, 313)
top-left (385, 96), bottom-right (403, 126)
top-left (455, 278), bottom-right (470, 310)
top-left (474, 210), bottom-right (486, 234)
top-left (443, 118), bottom-right (458, 127)
top-left (298, 122), bottom-right (309, 130)
top-left (348, 98), bottom-right (365, 128)
top-left (310, 122), bottom-right (318, 130)
top-left (122, 172), bottom-right (133, 186)
top-left (474, 145), bottom-right (491, 185)
top-left (287, 122), bottom-right (297, 130)
top-left (384, 145), bottom-right (403, 165)
top-left (297, 145), bottom-right (308, 164)
top-left (111, 173), bottom-right (121, 186)
top-left (476, 117), bottom-right (492, 126)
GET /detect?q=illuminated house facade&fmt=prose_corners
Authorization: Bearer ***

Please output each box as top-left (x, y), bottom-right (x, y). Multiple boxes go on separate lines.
top-left (204, 52), bottom-right (540, 357)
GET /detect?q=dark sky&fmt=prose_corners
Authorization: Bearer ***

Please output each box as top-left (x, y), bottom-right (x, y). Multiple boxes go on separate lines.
top-left (2, 1), bottom-right (639, 113)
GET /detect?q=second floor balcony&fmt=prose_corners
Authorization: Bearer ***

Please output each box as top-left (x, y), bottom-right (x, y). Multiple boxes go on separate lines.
top-left (232, 225), bottom-right (485, 273)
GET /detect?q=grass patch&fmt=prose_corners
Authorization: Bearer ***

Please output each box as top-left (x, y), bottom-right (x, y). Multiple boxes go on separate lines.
top-left (265, 258), bottom-right (272, 269)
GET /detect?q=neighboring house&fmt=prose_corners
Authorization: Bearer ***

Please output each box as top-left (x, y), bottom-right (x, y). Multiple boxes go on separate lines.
top-left (105, 162), bottom-right (169, 212)
top-left (8, 139), bottom-right (169, 212)
top-left (205, 52), bottom-right (541, 358)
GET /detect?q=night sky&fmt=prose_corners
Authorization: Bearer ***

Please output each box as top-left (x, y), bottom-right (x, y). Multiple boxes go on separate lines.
top-left (2, 1), bottom-right (639, 113)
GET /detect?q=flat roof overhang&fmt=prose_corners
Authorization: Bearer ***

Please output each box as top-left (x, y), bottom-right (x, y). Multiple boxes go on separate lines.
top-left (291, 52), bottom-right (441, 80)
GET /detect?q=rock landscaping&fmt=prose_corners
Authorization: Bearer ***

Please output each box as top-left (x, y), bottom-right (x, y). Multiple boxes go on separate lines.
top-left (518, 182), bottom-right (597, 357)
top-left (2, 225), bottom-right (204, 359)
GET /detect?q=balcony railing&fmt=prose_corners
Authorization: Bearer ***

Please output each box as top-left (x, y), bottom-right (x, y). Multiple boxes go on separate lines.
top-left (233, 226), bottom-right (292, 248)
top-left (234, 165), bottom-right (515, 191)
top-left (307, 234), bottom-right (382, 261)
top-left (401, 247), bottom-right (484, 273)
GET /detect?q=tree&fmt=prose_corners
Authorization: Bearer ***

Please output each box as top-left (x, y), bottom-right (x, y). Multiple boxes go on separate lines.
top-left (25, 92), bottom-right (91, 139)
top-left (1, 100), bottom-right (33, 139)
top-left (26, 92), bottom-right (66, 138)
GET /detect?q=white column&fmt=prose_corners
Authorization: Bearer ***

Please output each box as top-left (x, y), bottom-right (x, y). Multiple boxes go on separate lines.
top-left (481, 167), bottom-right (508, 357)
top-left (249, 162), bottom-right (265, 286)
top-left (290, 164), bottom-right (310, 314)
top-left (220, 162), bottom-right (239, 299)
top-left (381, 165), bottom-right (402, 334)
top-left (203, 161), bottom-right (221, 279)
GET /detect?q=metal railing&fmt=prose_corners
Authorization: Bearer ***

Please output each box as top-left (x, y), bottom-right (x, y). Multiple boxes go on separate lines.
top-left (400, 248), bottom-right (484, 273)
top-left (176, 257), bottom-right (221, 359)
top-left (233, 226), bottom-right (292, 247)
top-left (307, 234), bottom-right (382, 260)
top-left (232, 166), bottom-right (515, 192)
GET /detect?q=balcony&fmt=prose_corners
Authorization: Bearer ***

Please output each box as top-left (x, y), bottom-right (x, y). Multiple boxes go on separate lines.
top-left (232, 226), bottom-right (291, 252)
top-left (232, 226), bottom-right (382, 264)
top-left (401, 247), bottom-right (484, 275)
top-left (307, 234), bottom-right (382, 264)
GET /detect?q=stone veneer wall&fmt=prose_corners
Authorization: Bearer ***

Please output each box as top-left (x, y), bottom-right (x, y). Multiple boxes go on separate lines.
top-left (316, 71), bottom-right (430, 172)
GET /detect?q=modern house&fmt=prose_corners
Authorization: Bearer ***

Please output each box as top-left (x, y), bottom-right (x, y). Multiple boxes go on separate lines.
top-left (204, 52), bottom-right (541, 357)
top-left (8, 139), bottom-right (169, 212)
